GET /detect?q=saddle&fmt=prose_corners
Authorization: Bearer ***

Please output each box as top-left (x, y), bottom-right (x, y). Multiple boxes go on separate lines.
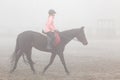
top-left (42, 30), bottom-right (61, 46)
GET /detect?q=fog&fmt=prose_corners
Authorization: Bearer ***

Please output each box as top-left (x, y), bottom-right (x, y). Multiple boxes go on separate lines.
top-left (0, 0), bottom-right (120, 38)
top-left (0, 0), bottom-right (120, 80)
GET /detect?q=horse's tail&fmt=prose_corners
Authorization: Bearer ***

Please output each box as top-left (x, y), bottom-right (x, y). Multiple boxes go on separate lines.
top-left (10, 37), bottom-right (20, 64)
top-left (10, 36), bottom-right (28, 64)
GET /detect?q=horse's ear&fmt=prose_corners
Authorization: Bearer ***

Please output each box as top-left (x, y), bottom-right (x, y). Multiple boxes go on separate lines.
top-left (81, 26), bottom-right (85, 29)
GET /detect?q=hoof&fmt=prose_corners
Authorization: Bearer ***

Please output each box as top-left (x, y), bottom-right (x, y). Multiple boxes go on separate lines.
top-left (66, 71), bottom-right (70, 75)
top-left (67, 73), bottom-right (70, 75)
top-left (33, 71), bottom-right (36, 74)
top-left (9, 70), bottom-right (14, 73)
top-left (41, 71), bottom-right (46, 75)
top-left (42, 72), bottom-right (45, 75)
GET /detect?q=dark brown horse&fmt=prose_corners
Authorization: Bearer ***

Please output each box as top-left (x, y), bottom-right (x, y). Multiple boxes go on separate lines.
top-left (10, 27), bottom-right (88, 74)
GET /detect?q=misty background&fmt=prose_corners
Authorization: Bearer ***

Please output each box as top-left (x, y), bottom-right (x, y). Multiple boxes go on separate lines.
top-left (0, 0), bottom-right (120, 57)
top-left (0, 1), bottom-right (120, 79)
top-left (0, 0), bottom-right (120, 39)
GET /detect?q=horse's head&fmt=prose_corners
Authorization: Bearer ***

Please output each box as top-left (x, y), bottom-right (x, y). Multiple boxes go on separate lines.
top-left (76, 26), bottom-right (88, 45)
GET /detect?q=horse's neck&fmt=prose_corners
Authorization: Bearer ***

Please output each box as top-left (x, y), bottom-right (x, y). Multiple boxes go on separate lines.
top-left (60, 29), bottom-right (78, 44)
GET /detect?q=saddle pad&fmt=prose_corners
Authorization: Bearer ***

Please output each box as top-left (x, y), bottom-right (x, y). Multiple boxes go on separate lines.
top-left (55, 32), bottom-right (61, 46)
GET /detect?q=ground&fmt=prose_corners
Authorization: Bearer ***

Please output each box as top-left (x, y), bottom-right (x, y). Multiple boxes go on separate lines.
top-left (0, 38), bottom-right (120, 80)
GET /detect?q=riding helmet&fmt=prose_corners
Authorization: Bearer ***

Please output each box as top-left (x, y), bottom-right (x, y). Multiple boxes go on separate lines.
top-left (48, 9), bottom-right (56, 14)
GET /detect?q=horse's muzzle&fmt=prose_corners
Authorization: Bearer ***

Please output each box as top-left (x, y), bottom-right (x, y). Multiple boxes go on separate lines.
top-left (83, 42), bottom-right (88, 45)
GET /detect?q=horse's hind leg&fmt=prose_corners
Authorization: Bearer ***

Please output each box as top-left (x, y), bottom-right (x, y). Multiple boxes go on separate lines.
top-left (26, 50), bottom-right (35, 74)
top-left (10, 50), bottom-right (22, 73)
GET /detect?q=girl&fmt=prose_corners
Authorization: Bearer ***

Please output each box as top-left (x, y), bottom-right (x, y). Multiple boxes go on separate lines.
top-left (45, 9), bottom-right (57, 49)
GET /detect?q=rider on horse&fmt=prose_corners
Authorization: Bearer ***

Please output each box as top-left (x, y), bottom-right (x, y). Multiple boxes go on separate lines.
top-left (44, 9), bottom-right (58, 49)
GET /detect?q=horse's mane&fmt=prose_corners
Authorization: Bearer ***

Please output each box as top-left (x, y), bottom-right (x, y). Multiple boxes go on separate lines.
top-left (60, 28), bottom-right (80, 36)
top-left (22, 28), bottom-right (80, 38)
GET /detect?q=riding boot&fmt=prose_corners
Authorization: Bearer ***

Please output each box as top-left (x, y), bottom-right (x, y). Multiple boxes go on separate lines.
top-left (47, 36), bottom-right (52, 49)
top-left (46, 32), bottom-right (55, 50)
top-left (47, 43), bottom-right (52, 50)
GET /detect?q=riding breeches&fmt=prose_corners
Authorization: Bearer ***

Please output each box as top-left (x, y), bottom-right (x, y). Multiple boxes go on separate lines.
top-left (46, 32), bottom-right (55, 48)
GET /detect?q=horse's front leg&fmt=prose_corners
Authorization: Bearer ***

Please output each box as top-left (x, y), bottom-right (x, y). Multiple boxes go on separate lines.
top-left (58, 53), bottom-right (69, 75)
top-left (42, 53), bottom-right (56, 74)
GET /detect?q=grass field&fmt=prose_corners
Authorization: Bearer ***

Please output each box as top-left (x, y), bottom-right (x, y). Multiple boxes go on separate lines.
top-left (0, 38), bottom-right (120, 80)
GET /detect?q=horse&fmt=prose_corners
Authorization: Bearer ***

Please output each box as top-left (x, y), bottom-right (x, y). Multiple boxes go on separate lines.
top-left (10, 27), bottom-right (88, 75)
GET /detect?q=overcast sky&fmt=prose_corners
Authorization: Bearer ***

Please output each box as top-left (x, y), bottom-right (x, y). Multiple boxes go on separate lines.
top-left (0, 0), bottom-right (120, 33)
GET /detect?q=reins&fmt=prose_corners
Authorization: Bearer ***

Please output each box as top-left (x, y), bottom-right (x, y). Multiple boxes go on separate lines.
top-left (42, 30), bottom-right (80, 42)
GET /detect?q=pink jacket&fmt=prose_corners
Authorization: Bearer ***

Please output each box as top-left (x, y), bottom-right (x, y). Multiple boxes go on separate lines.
top-left (45, 16), bottom-right (56, 32)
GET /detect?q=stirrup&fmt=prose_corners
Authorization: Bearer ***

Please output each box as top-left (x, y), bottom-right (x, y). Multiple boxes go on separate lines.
top-left (47, 46), bottom-right (52, 50)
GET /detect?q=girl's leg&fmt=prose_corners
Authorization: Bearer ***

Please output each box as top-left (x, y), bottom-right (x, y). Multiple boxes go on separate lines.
top-left (46, 32), bottom-right (55, 49)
